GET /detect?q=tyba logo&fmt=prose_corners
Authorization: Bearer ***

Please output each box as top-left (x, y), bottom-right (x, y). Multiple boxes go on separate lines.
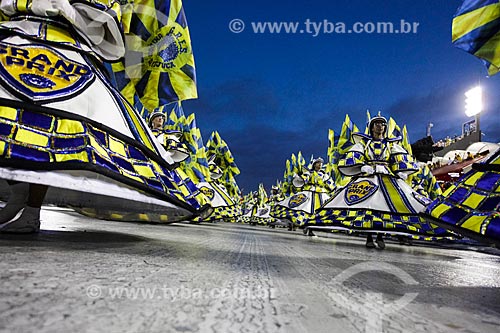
top-left (289, 193), bottom-right (308, 208)
top-left (0, 42), bottom-right (94, 103)
top-left (345, 180), bottom-right (378, 205)
top-left (199, 186), bottom-right (215, 200)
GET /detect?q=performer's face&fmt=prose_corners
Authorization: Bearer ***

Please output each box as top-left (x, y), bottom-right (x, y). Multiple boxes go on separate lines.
top-left (152, 116), bottom-right (165, 129)
top-left (313, 162), bottom-right (322, 171)
top-left (372, 121), bottom-right (386, 137)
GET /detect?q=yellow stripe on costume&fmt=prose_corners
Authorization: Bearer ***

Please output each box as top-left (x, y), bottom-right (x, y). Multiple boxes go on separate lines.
top-left (381, 177), bottom-right (412, 214)
top-left (452, 4), bottom-right (500, 42)
top-left (461, 192), bottom-right (486, 209)
top-left (55, 151), bottom-right (89, 162)
top-left (313, 192), bottom-right (323, 210)
top-left (109, 137), bottom-right (127, 156)
top-left (46, 24), bottom-right (77, 44)
top-left (464, 172), bottom-right (484, 186)
top-left (0, 106), bottom-right (18, 121)
top-left (134, 165), bottom-right (156, 178)
top-left (430, 203), bottom-right (452, 218)
top-left (15, 128), bottom-right (49, 147)
top-left (0, 141), bottom-right (5, 155)
top-left (56, 119), bottom-right (85, 134)
top-left (16, 0), bottom-right (29, 12)
top-left (460, 215), bottom-right (488, 233)
top-left (121, 100), bottom-right (157, 152)
top-left (89, 135), bottom-right (110, 158)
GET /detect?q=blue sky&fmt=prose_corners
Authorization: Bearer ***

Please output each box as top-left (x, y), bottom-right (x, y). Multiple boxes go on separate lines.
top-left (182, 0), bottom-right (500, 193)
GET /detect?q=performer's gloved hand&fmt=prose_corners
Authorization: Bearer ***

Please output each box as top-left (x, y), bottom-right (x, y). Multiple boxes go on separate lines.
top-left (361, 165), bottom-right (374, 175)
top-left (375, 165), bottom-right (389, 174)
top-left (398, 172), bottom-right (408, 180)
top-left (292, 174), bottom-right (305, 188)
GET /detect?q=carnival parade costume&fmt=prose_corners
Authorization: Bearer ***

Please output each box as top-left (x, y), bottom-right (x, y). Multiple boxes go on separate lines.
top-left (195, 154), bottom-right (241, 223)
top-left (246, 183), bottom-right (272, 225)
top-left (271, 157), bottom-right (335, 228)
top-left (0, 0), bottom-right (210, 230)
top-left (313, 115), bottom-right (454, 240)
top-left (241, 191), bottom-right (258, 224)
top-left (148, 111), bottom-right (190, 164)
top-left (423, 148), bottom-right (500, 246)
top-left (417, 0), bottom-right (500, 246)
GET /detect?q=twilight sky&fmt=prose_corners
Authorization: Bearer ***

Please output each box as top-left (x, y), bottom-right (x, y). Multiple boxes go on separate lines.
top-left (181, 0), bottom-right (500, 193)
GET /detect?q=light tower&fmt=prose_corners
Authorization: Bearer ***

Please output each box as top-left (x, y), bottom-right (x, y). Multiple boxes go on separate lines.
top-left (464, 86), bottom-right (482, 142)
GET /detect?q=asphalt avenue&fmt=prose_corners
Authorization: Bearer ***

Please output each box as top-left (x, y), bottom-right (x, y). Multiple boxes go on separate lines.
top-left (1, 207), bottom-right (499, 333)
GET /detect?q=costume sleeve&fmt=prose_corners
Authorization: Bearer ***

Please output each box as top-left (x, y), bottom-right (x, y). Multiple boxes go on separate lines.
top-left (338, 143), bottom-right (365, 176)
top-left (0, 0), bottom-right (125, 61)
top-left (389, 143), bottom-right (419, 177)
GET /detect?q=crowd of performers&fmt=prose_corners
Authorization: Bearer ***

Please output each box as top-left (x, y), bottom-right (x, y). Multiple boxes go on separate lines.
top-left (0, 0), bottom-right (498, 250)
top-left (241, 113), bottom-right (500, 249)
top-left (0, 0), bottom-right (242, 232)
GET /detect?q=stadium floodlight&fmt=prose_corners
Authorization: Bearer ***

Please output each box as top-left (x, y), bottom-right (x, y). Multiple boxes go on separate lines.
top-left (464, 86), bottom-right (483, 117)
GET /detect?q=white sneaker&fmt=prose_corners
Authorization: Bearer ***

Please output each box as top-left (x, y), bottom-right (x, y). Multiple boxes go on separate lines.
top-left (0, 207), bottom-right (41, 234)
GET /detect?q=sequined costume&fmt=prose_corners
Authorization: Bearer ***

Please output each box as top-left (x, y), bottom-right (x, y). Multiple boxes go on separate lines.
top-left (272, 158), bottom-right (335, 228)
top-left (151, 128), bottom-right (190, 164)
top-left (0, 0), bottom-right (209, 222)
top-left (313, 123), bottom-right (454, 239)
top-left (194, 155), bottom-right (241, 223)
top-left (423, 149), bottom-right (500, 246)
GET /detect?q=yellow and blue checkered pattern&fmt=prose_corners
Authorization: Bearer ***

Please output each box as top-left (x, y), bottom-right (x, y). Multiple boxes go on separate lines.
top-left (425, 150), bottom-right (500, 243)
top-left (270, 204), bottom-right (310, 227)
top-left (192, 204), bottom-right (242, 223)
top-left (0, 105), bottom-right (208, 209)
top-left (312, 208), bottom-right (453, 239)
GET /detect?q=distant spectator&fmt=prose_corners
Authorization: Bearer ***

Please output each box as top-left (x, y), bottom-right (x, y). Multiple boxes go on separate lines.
top-left (453, 153), bottom-right (462, 164)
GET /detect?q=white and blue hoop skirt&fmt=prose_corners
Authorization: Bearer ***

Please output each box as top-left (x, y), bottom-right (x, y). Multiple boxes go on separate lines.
top-left (0, 17), bottom-right (209, 222)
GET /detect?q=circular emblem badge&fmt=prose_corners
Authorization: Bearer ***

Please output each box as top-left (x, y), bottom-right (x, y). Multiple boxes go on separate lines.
top-left (289, 193), bottom-right (308, 208)
top-left (199, 186), bottom-right (215, 200)
top-left (344, 180), bottom-right (378, 205)
top-left (145, 22), bottom-right (192, 72)
top-left (0, 42), bottom-right (94, 103)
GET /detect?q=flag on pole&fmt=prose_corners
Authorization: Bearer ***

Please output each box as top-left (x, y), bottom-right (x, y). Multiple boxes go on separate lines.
top-left (114, 0), bottom-right (198, 110)
top-left (364, 109), bottom-right (371, 134)
top-left (337, 114), bottom-right (359, 154)
top-left (452, 0), bottom-right (500, 76)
